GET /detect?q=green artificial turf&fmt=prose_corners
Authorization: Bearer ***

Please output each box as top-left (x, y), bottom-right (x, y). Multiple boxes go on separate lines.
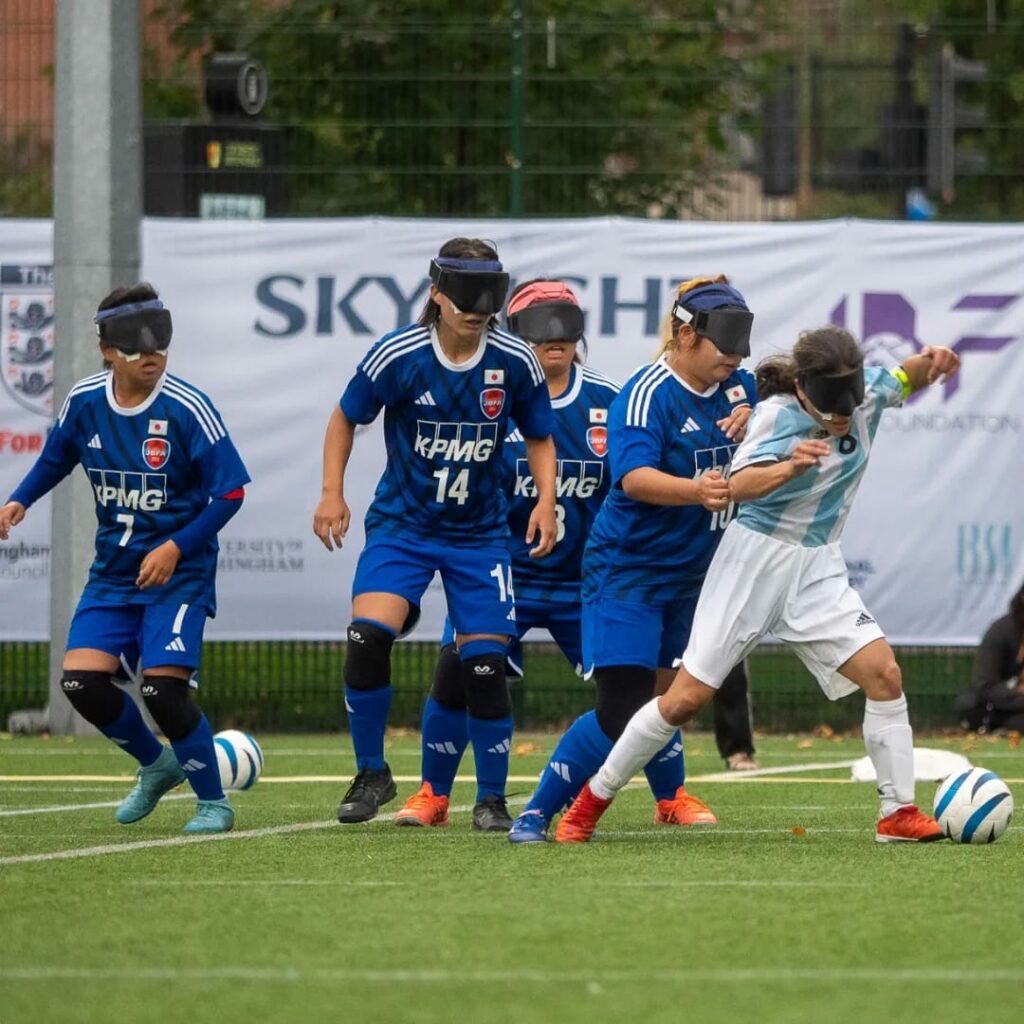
top-left (1, 732), bottom-right (1022, 1024)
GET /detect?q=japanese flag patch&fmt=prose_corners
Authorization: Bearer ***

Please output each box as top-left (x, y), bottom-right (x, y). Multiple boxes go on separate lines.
top-left (589, 408), bottom-right (607, 423)
top-left (725, 384), bottom-right (747, 404)
top-left (484, 369), bottom-right (505, 385)
top-left (148, 419), bottom-right (168, 435)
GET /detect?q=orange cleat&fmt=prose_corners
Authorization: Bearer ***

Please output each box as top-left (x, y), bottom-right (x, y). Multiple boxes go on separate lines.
top-left (394, 783), bottom-right (450, 828)
top-left (875, 804), bottom-right (944, 844)
top-left (654, 786), bottom-right (718, 826)
top-left (554, 782), bottom-right (612, 843)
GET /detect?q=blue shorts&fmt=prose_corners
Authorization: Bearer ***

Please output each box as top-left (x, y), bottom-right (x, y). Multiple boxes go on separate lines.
top-left (353, 533), bottom-right (515, 637)
top-left (67, 594), bottom-right (209, 675)
top-left (441, 596), bottom-right (582, 677)
top-left (582, 591), bottom-right (699, 674)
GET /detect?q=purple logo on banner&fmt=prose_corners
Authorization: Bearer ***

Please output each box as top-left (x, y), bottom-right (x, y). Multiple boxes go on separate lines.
top-left (830, 292), bottom-right (1018, 403)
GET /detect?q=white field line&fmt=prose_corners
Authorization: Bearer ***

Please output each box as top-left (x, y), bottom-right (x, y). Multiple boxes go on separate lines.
top-left (0, 794), bottom-right (193, 817)
top-left (0, 797), bottom-right (525, 867)
top-left (2, 965), bottom-right (1024, 985)
top-left (121, 879), bottom-right (406, 887)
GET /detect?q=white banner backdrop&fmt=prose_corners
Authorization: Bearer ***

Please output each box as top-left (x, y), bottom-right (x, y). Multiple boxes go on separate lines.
top-left (1, 217), bottom-right (1021, 644)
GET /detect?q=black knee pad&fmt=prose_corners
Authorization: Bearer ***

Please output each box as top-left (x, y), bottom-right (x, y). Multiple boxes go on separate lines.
top-left (60, 670), bottom-right (123, 728)
top-left (140, 675), bottom-right (200, 741)
top-left (460, 654), bottom-right (512, 720)
top-left (343, 621), bottom-right (395, 690)
top-left (429, 644), bottom-right (466, 710)
top-left (595, 664), bottom-right (657, 740)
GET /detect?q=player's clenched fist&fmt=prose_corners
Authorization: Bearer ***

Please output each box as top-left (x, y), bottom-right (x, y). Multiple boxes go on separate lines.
top-left (696, 470), bottom-right (730, 512)
top-left (0, 501), bottom-right (26, 540)
top-left (788, 439), bottom-right (831, 475)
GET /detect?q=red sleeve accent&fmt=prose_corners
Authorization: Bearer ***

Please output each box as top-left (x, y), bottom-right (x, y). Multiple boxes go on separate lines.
top-left (220, 487), bottom-right (245, 500)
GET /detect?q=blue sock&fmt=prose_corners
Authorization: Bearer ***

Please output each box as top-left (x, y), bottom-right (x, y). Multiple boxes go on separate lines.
top-left (468, 714), bottom-right (513, 801)
top-left (345, 686), bottom-right (392, 771)
top-left (170, 713), bottom-right (225, 801)
top-left (523, 710), bottom-right (613, 822)
top-left (642, 729), bottom-right (686, 801)
top-left (420, 696), bottom-right (469, 797)
top-left (99, 691), bottom-right (164, 767)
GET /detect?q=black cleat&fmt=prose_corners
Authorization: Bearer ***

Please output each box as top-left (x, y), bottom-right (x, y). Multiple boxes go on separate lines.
top-left (472, 795), bottom-right (513, 832)
top-left (337, 765), bottom-right (397, 823)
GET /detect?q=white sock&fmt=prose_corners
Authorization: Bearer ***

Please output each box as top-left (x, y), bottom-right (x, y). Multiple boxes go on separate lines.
top-left (591, 699), bottom-right (677, 800)
top-left (863, 694), bottom-right (915, 816)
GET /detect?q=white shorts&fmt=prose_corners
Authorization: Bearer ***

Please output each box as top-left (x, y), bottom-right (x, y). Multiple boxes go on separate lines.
top-left (681, 522), bottom-right (886, 701)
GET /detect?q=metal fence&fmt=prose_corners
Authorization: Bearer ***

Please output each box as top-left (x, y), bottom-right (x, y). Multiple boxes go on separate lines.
top-left (2, 640), bottom-right (974, 735)
top-left (3, 4), bottom-right (1024, 220)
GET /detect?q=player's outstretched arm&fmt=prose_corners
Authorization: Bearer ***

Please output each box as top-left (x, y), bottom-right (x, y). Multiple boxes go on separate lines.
top-left (524, 434), bottom-right (557, 558)
top-left (728, 441), bottom-right (830, 502)
top-left (313, 406), bottom-right (355, 552)
top-left (899, 345), bottom-right (960, 393)
top-left (0, 501), bottom-right (26, 540)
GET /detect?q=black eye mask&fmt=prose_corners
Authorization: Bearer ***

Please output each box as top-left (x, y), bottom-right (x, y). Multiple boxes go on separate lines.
top-left (429, 258), bottom-right (510, 315)
top-left (799, 365), bottom-right (865, 417)
top-left (94, 300), bottom-right (173, 356)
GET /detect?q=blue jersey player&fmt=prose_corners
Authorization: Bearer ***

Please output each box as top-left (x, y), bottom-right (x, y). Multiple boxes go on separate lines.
top-left (0, 284), bottom-right (250, 834)
top-left (312, 239), bottom-right (557, 825)
top-left (561, 327), bottom-right (962, 844)
top-left (525, 276), bottom-right (759, 844)
top-left (390, 279), bottom-right (620, 830)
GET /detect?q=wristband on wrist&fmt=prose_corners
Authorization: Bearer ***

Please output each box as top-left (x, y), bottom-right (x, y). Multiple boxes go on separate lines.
top-left (890, 366), bottom-right (912, 400)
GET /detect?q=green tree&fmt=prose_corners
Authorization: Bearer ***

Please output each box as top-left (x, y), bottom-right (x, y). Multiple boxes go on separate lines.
top-left (149, 0), bottom-right (778, 217)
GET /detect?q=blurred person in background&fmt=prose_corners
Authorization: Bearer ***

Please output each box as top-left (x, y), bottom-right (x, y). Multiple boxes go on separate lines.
top-left (312, 238), bottom-right (557, 826)
top-left (955, 582), bottom-right (1024, 733)
top-left (0, 283), bottom-right (249, 834)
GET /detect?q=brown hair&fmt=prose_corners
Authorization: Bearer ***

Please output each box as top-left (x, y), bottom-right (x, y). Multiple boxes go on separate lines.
top-left (417, 237), bottom-right (501, 327)
top-left (756, 325), bottom-right (864, 399)
top-left (656, 274), bottom-right (730, 358)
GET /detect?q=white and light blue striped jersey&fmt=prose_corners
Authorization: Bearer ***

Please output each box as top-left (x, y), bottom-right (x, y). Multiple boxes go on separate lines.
top-left (341, 323), bottom-right (554, 544)
top-left (13, 371), bottom-right (249, 610)
top-left (731, 365), bottom-right (903, 546)
top-left (505, 363), bottom-right (620, 603)
top-left (582, 356), bottom-right (757, 602)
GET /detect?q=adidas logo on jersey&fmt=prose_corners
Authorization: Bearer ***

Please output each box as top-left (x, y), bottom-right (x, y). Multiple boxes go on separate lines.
top-left (180, 758), bottom-right (207, 772)
top-left (87, 434), bottom-right (103, 449)
top-left (550, 761), bottom-right (572, 782)
top-left (427, 741), bottom-right (461, 755)
top-left (414, 391), bottom-right (437, 406)
top-left (855, 612), bottom-right (876, 627)
top-left (487, 738), bottom-right (511, 754)
top-left (680, 417), bottom-right (700, 434)
top-left (164, 637), bottom-right (187, 652)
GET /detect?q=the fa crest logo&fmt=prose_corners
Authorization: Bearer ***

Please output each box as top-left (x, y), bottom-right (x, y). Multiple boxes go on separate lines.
top-left (586, 425), bottom-right (607, 457)
top-left (142, 437), bottom-right (170, 470)
top-left (1, 274), bottom-right (56, 417)
top-left (480, 388), bottom-right (505, 420)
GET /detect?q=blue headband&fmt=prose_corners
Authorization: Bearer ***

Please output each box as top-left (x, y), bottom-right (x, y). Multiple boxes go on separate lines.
top-left (676, 282), bottom-right (749, 313)
top-left (434, 257), bottom-right (503, 272)
top-left (94, 298), bottom-right (165, 324)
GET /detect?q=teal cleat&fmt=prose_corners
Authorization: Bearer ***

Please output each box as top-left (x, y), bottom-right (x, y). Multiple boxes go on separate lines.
top-left (116, 746), bottom-right (186, 824)
top-left (183, 797), bottom-right (235, 834)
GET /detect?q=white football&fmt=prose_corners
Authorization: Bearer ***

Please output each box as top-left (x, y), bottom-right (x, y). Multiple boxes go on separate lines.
top-left (933, 766), bottom-right (1013, 844)
top-left (214, 730), bottom-right (264, 791)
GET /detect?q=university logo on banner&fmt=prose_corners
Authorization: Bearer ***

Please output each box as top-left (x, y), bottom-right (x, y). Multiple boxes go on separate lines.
top-left (142, 437), bottom-right (171, 470)
top-left (480, 388), bottom-right (505, 419)
top-left (1, 267), bottom-right (55, 417)
top-left (586, 425), bottom-right (607, 457)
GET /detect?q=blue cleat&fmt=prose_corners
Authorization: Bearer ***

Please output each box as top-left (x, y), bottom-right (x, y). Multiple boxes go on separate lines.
top-left (183, 797), bottom-right (235, 834)
top-left (116, 746), bottom-right (186, 824)
top-left (508, 809), bottom-right (549, 844)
